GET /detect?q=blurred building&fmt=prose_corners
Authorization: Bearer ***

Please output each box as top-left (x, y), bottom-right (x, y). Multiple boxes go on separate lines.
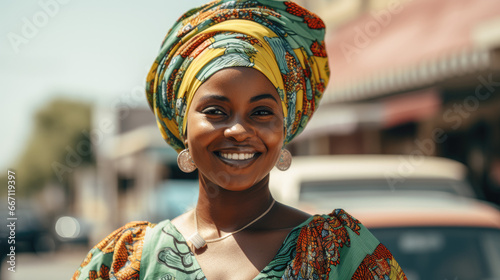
top-left (72, 106), bottom-right (197, 243)
top-left (292, 0), bottom-right (500, 204)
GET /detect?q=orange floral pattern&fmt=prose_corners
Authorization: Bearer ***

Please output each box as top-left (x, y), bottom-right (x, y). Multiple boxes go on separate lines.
top-left (283, 209), bottom-right (406, 279)
top-left (352, 244), bottom-right (408, 279)
top-left (88, 264), bottom-right (110, 280)
top-left (72, 221), bottom-right (154, 280)
top-left (311, 41), bottom-right (327, 57)
top-left (283, 2), bottom-right (326, 29)
top-left (285, 209), bottom-right (361, 278)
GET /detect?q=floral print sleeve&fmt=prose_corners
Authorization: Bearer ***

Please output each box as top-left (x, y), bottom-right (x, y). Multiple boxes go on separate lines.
top-left (71, 221), bottom-right (155, 280)
top-left (283, 209), bottom-right (407, 280)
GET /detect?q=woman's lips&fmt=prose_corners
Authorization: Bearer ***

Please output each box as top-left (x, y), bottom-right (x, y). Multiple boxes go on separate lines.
top-left (220, 152), bottom-right (256, 160)
top-left (214, 151), bottom-right (260, 167)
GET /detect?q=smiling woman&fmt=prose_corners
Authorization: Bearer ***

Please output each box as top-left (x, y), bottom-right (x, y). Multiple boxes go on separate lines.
top-left (72, 1), bottom-right (406, 279)
top-left (187, 67), bottom-right (284, 191)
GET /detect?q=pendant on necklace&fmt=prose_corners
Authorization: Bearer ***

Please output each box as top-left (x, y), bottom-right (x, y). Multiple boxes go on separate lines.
top-left (188, 232), bottom-right (207, 250)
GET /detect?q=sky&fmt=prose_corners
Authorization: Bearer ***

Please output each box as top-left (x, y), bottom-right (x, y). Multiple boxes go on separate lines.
top-left (0, 0), bottom-right (208, 170)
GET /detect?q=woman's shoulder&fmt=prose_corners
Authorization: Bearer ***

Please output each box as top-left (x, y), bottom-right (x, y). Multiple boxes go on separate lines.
top-left (286, 209), bottom-right (407, 279)
top-left (71, 221), bottom-right (157, 280)
top-left (309, 208), bottom-right (364, 234)
top-left (294, 209), bottom-right (368, 261)
top-left (93, 221), bottom-right (155, 252)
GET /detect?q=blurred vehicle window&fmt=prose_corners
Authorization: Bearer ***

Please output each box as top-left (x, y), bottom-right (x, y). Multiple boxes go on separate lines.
top-left (299, 178), bottom-right (472, 199)
top-left (371, 227), bottom-right (500, 280)
top-left (150, 180), bottom-right (199, 220)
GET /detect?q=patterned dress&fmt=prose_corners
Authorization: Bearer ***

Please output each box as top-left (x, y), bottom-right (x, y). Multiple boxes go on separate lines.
top-left (72, 209), bottom-right (406, 279)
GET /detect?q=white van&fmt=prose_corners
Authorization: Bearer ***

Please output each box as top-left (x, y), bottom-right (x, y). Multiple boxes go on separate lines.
top-left (269, 155), bottom-right (476, 210)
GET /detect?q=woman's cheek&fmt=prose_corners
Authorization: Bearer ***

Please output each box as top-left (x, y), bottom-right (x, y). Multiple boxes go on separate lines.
top-left (189, 116), bottom-right (217, 136)
top-left (262, 118), bottom-right (285, 145)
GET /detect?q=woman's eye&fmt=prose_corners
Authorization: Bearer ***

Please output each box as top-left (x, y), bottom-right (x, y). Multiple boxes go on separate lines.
top-left (202, 107), bottom-right (225, 115)
top-left (253, 109), bottom-right (274, 116)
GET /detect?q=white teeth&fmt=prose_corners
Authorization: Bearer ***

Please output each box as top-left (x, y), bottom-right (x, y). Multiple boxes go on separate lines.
top-left (220, 153), bottom-right (255, 160)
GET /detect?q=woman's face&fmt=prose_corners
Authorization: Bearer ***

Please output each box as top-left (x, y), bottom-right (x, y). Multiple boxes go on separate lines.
top-left (186, 67), bottom-right (284, 191)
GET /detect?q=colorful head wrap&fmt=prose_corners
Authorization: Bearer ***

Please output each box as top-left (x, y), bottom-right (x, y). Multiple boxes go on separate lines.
top-left (146, 0), bottom-right (329, 152)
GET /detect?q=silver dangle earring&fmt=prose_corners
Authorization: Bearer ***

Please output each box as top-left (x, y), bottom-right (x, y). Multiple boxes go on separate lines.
top-left (275, 149), bottom-right (292, 171)
top-left (177, 149), bottom-right (197, 173)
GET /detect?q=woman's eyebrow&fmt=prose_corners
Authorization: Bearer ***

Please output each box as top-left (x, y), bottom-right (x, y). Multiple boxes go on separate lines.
top-left (198, 94), bottom-right (230, 103)
top-left (250, 93), bottom-right (278, 104)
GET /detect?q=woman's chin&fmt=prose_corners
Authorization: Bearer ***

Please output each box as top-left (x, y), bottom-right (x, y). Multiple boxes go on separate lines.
top-left (214, 178), bottom-right (261, 192)
top-left (199, 172), bottom-right (270, 194)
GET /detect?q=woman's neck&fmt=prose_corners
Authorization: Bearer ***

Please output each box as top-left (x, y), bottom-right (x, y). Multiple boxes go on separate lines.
top-left (195, 174), bottom-right (275, 233)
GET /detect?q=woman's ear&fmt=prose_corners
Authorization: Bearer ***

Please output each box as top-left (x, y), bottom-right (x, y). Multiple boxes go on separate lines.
top-left (184, 139), bottom-right (189, 149)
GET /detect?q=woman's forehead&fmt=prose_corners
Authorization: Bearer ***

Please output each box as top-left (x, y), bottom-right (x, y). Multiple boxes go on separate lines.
top-left (193, 67), bottom-right (280, 102)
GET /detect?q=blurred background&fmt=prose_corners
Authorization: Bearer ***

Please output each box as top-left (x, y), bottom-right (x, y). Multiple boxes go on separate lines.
top-left (1, 0), bottom-right (500, 279)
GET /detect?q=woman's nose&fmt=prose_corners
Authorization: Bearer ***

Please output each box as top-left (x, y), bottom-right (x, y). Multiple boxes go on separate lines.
top-left (224, 119), bottom-right (254, 142)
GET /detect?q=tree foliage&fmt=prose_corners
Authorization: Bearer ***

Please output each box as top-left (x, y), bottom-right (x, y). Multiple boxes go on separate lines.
top-left (2, 98), bottom-right (93, 196)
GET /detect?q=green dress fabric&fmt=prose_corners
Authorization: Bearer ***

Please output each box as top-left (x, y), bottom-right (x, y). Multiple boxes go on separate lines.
top-left (72, 209), bottom-right (406, 279)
